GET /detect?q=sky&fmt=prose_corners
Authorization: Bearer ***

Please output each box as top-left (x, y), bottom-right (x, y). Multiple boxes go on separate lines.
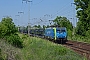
top-left (0, 0), bottom-right (77, 27)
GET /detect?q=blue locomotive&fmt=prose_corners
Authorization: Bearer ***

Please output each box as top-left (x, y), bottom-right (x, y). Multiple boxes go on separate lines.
top-left (44, 27), bottom-right (67, 43)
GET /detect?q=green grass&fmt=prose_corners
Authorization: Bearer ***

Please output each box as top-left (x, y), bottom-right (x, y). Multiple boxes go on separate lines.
top-left (19, 34), bottom-right (86, 60)
top-left (0, 34), bottom-right (87, 60)
top-left (68, 35), bottom-right (90, 44)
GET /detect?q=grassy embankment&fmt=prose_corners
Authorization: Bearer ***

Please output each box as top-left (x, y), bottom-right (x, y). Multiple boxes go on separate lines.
top-left (0, 33), bottom-right (87, 60)
top-left (68, 35), bottom-right (90, 44)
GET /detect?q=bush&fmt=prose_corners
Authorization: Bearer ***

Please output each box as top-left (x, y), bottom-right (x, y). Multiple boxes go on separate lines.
top-left (0, 17), bottom-right (17, 38)
top-left (85, 30), bottom-right (90, 38)
top-left (0, 49), bottom-right (4, 60)
top-left (67, 29), bottom-right (72, 39)
top-left (5, 34), bottom-right (23, 48)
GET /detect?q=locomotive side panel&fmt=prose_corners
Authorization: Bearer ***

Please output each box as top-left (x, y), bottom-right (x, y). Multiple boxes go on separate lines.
top-left (45, 28), bottom-right (54, 40)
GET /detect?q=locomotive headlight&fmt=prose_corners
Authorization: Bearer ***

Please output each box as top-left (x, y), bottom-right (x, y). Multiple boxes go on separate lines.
top-left (64, 36), bottom-right (66, 38)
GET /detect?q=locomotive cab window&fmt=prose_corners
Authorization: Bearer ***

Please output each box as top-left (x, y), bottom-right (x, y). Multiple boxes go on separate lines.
top-left (56, 30), bottom-right (60, 33)
top-left (61, 30), bottom-right (65, 32)
top-left (56, 29), bottom-right (66, 33)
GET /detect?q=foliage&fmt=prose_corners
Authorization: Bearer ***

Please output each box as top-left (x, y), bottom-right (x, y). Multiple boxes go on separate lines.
top-left (33, 25), bottom-right (42, 28)
top-left (68, 34), bottom-right (90, 44)
top-left (53, 16), bottom-right (73, 31)
top-left (0, 17), bottom-right (17, 38)
top-left (67, 29), bottom-right (73, 39)
top-left (37, 25), bottom-right (42, 28)
top-left (42, 25), bottom-right (50, 29)
top-left (0, 49), bottom-right (4, 60)
top-left (19, 35), bottom-right (85, 60)
top-left (0, 39), bottom-right (22, 60)
top-left (74, 0), bottom-right (90, 36)
top-left (0, 17), bottom-right (23, 48)
top-left (85, 30), bottom-right (90, 38)
top-left (43, 25), bottom-right (46, 29)
top-left (46, 25), bottom-right (50, 28)
top-left (5, 34), bottom-right (23, 48)
top-left (0, 34), bottom-right (86, 60)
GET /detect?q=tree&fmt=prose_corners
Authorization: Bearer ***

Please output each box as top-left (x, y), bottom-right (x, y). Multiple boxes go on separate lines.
top-left (53, 16), bottom-right (73, 31)
top-left (0, 17), bottom-right (23, 48)
top-left (74, 0), bottom-right (90, 36)
top-left (33, 25), bottom-right (42, 28)
top-left (43, 25), bottom-right (46, 29)
top-left (37, 25), bottom-right (42, 28)
top-left (33, 25), bottom-right (38, 28)
top-left (46, 25), bottom-right (49, 28)
top-left (0, 17), bottom-right (17, 37)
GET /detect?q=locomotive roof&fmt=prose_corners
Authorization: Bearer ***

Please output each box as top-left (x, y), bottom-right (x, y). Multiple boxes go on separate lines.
top-left (46, 27), bottom-right (66, 29)
top-left (56, 27), bottom-right (66, 29)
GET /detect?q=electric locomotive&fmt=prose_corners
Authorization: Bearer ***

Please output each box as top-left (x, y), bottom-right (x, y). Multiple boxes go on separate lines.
top-left (44, 27), bottom-right (67, 43)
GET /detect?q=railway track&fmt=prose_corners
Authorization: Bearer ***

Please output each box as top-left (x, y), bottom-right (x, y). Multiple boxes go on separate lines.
top-left (63, 40), bottom-right (90, 60)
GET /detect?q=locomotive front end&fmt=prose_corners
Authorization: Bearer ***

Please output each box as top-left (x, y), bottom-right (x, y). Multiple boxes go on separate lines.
top-left (56, 27), bottom-right (67, 43)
